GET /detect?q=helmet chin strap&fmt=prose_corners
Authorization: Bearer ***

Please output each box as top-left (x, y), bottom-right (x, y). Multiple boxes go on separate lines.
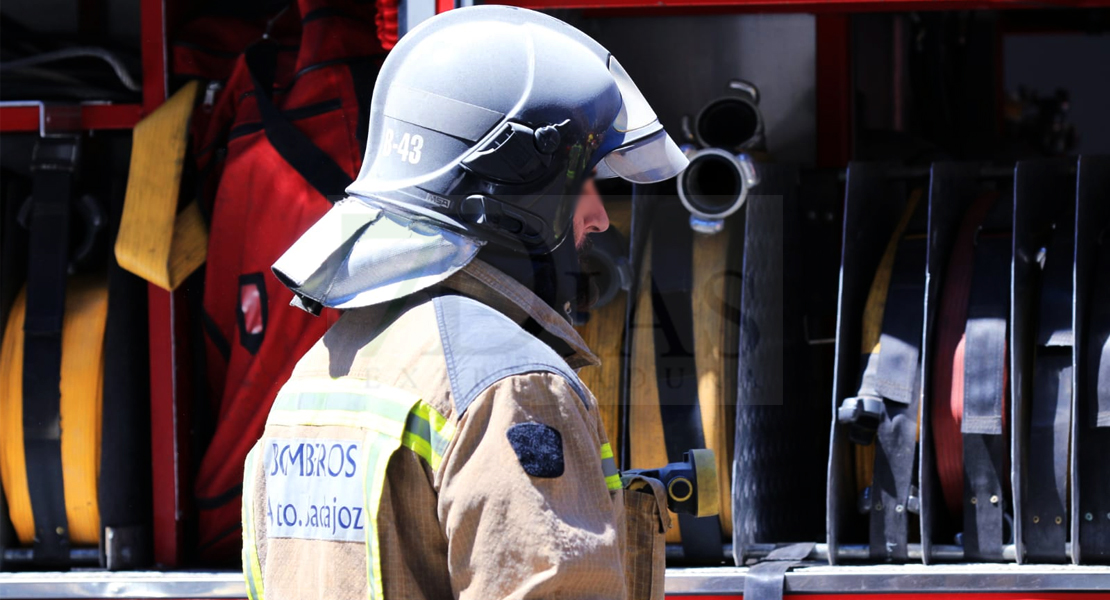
top-left (476, 235), bottom-right (584, 323)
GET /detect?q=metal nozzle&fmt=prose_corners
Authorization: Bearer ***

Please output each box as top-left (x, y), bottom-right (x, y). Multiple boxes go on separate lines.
top-left (677, 149), bottom-right (760, 233)
top-left (693, 96), bottom-right (763, 153)
top-left (691, 80), bottom-right (764, 153)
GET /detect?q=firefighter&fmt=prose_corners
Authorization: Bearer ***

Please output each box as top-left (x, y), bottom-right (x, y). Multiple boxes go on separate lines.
top-left (243, 5), bottom-right (688, 599)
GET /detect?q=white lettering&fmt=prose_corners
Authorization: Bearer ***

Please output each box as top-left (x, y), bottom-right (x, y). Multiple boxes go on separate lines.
top-left (379, 128), bottom-right (395, 158)
top-left (380, 127), bottom-right (425, 164)
top-left (396, 132), bottom-right (411, 162)
top-left (408, 134), bottom-right (423, 164)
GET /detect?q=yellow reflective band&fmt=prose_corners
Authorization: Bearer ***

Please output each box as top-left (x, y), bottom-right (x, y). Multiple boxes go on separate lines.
top-left (600, 442), bottom-right (615, 460)
top-left (401, 431), bottom-right (435, 467)
top-left (363, 401), bottom-right (450, 599)
top-left (268, 379), bottom-right (422, 435)
top-left (241, 446), bottom-right (265, 600)
top-left (400, 402), bottom-right (455, 470)
top-left (278, 377), bottom-right (419, 401)
top-left (600, 443), bottom-right (621, 491)
top-left (273, 390), bottom-right (415, 422)
top-left (363, 430), bottom-right (401, 600)
top-left (411, 401), bottom-right (457, 453)
top-left (267, 409), bottom-right (404, 437)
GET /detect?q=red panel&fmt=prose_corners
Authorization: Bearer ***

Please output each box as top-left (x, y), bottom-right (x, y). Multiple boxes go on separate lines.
top-left (141, 0), bottom-right (168, 113)
top-left (81, 103), bottom-right (144, 129)
top-left (500, 0), bottom-right (1110, 12)
top-left (437, 0), bottom-right (456, 13)
top-left (147, 285), bottom-right (194, 567)
top-left (147, 285), bottom-right (179, 566)
top-left (0, 104), bottom-right (143, 133)
top-left (815, 14), bottom-right (852, 168)
top-left (0, 107), bottom-right (40, 131)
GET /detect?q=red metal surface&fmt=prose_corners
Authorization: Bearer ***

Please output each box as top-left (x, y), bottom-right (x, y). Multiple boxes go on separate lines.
top-left (815, 14), bottom-right (852, 168)
top-left (436, 0), bottom-right (456, 13)
top-left (141, 0), bottom-right (168, 114)
top-left (502, 0), bottom-right (1110, 12)
top-left (0, 107), bottom-right (40, 131)
top-left (141, 0), bottom-right (192, 568)
top-left (0, 104), bottom-right (143, 132)
top-left (84, 103), bottom-right (145, 129)
top-left (147, 285), bottom-right (192, 567)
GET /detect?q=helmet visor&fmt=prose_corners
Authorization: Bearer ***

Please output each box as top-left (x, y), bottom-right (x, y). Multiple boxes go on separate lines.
top-left (594, 129), bottom-right (689, 184)
top-left (609, 57), bottom-right (657, 134)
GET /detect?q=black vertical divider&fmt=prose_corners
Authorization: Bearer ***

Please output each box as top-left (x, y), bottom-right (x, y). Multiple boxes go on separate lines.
top-left (1073, 155), bottom-right (1110, 565)
top-left (733, 165), bottom-right (831, 562)
top-left (919, 162), bottom-right (984, 564)
top-left (826, 162), bottom-right (915, 564)
top-left (733, 166), bottom-right (788, 562)
top-left (1011, 158), bottom-right (1077, 564)
top-left (0, 159), bottom-right (32, 571)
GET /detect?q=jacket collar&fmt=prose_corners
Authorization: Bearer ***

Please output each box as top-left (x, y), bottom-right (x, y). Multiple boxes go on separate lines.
top-left (440, 259), bottom-right (600, 370)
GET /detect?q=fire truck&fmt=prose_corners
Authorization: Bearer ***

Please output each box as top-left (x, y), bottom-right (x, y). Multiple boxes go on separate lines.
top-left (1, 0), bottom-right (1108, 598)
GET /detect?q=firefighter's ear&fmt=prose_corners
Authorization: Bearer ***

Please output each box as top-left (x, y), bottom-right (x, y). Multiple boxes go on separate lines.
top-left (506, 422), bottom-right (565, 478)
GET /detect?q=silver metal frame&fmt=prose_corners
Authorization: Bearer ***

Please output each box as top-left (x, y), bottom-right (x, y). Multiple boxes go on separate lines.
top-left (0, 101), bottom-right (101, 137)
top-left (3, 566), bottom-right (1109, 599)
top-left (669, 565), bottom-right (1110, 594)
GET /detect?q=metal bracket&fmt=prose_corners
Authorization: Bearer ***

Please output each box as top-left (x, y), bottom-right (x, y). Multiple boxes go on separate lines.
top-left (0, 101), bottom-right (94, 137)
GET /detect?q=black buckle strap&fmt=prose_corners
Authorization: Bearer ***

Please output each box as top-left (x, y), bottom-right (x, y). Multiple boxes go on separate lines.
top-left (1025, 210), bottom-right (1076, 563)
top-left (1081, 223), bottom-right (1110, 562)
top-left (840, 191), bottom-right (927, 562)
top-left (23, 135), bottom-right (81, 564)
top-left (961, 198), bottom-right (1012, 560)
top-left (847, 195), bottom-right (927, 562)
top-left (1092, 229), bottom-right (1110, 430)
top-left (869, 227), bottom-right (926, 562)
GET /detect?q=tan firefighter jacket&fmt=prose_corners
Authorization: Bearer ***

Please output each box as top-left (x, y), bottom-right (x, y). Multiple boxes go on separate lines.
top-left (242, 258), bottom-right (672, 600)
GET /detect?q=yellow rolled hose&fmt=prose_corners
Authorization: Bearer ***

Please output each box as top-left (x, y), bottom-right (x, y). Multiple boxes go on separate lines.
top-left (1, 277), bottom-right (107, 545)
top-left (629, 218), bottom-right (738, 544)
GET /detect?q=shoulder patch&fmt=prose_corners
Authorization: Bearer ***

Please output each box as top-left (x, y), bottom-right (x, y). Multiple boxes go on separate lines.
top-left (433, 294), bottom-right (590, 416)
top-left (507, 423), bottom-right (565, 478)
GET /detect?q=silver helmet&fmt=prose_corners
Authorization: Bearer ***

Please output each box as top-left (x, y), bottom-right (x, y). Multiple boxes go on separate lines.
top-left (274, 5), bottom-right (685, 313)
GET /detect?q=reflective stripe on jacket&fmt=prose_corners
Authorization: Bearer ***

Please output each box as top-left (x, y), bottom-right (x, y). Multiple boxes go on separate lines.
top-left (242, 259), bottom-right (670, 600)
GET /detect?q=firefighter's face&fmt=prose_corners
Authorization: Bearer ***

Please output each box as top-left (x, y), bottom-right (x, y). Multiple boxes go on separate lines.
top-left (573, 177), bottom-right (609, 251)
